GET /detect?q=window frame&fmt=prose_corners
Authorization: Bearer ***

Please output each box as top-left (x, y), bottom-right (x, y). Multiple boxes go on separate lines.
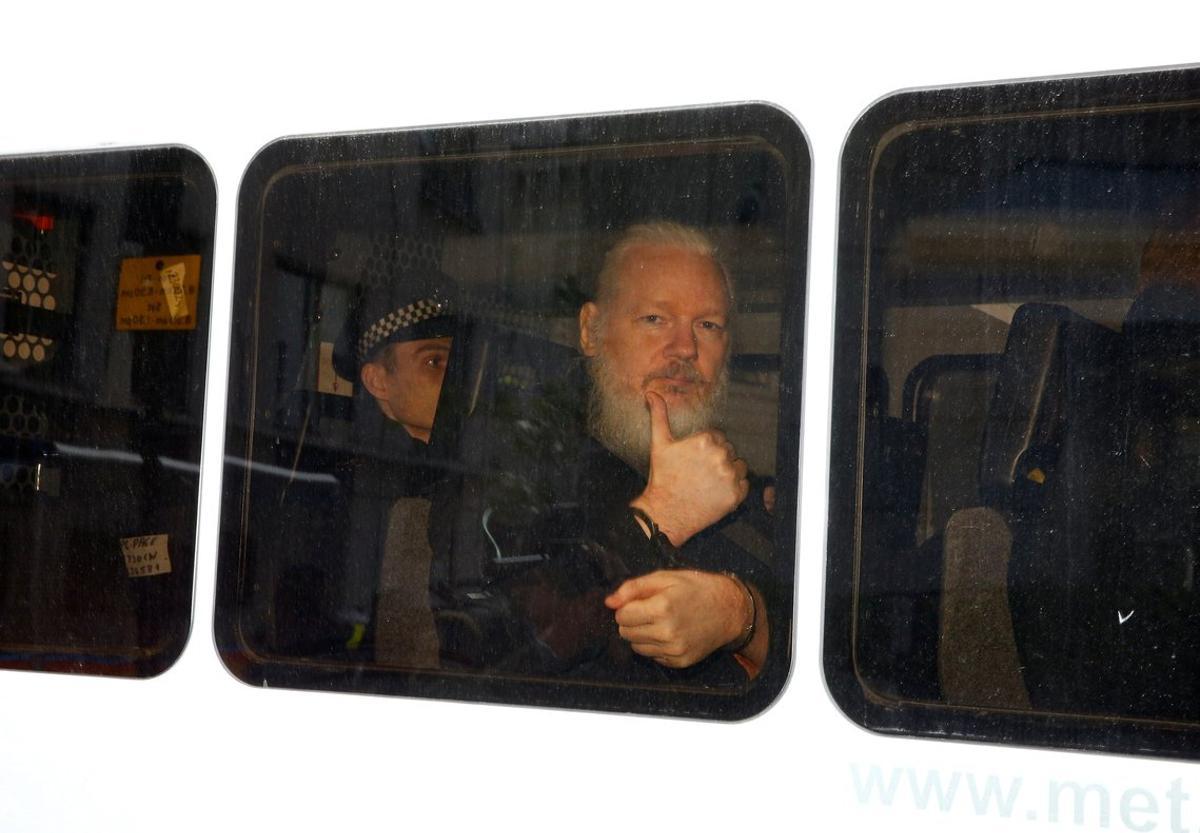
top-left (0, 144), bottom-right (216, 678)
top-left (824, 66), bottom-right (1200, 758)
top-left (216, 104), bottom-right (809, 719)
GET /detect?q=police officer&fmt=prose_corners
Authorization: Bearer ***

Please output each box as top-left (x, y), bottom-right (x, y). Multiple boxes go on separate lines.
top-left (330, 266), bottom-right (457, 668)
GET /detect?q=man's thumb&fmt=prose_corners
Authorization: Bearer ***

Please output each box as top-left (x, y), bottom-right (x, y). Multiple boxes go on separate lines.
top-left (646, 390), bottom-right (674, 447)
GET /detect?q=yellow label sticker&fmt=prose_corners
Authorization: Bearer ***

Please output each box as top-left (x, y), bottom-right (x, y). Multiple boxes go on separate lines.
top-left (115, 255), bottom-right (201, 331)
top-left (120, 534), bottom-right (172, 578)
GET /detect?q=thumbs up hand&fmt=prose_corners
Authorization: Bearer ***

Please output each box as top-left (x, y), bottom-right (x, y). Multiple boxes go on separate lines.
top-left (629, 390), bottom-right (749, 547)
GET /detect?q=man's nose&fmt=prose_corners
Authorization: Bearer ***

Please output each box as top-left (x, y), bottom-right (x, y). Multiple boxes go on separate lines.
top-left (663, 322), bottom-right (699, 360)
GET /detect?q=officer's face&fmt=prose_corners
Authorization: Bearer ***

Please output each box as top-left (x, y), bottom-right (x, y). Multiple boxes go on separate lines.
top-left (361, 337), bottom-right (451, 443)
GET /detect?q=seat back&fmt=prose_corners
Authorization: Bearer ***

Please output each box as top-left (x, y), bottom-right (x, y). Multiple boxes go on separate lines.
top-left (904, 354), bottom-right (1000, 545)
top-left (938, 507), bottom-right (1030, 709)
top-left (979, 303), bottom-right (1120, 509)
top-left (942, 303), bottom-right (1119, 710)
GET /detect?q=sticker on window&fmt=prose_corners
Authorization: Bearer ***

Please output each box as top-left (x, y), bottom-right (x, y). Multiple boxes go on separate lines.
top-left (120, 534), bottom-right (172, 578)
top-left (115, 255), bottom-right (202, 331)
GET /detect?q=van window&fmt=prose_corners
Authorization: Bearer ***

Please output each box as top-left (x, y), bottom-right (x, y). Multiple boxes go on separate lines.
top-left (215, 105), bottom-right (807, 719)
top-left (824, 67), bottom-right (1200, 757)
top-left (0, 146), bottom-right (215, 677)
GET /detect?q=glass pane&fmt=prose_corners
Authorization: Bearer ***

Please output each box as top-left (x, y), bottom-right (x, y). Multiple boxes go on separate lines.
top-left (0, 146), bottom-right (215, 677)
top-left (826, 68), bottom-right (1200, 757)
top-left (217, 105), bottom-right (808, 719)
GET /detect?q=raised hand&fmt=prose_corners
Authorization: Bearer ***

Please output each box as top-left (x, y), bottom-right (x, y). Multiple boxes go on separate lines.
top-left (629, 390), bottom-right (749, 547)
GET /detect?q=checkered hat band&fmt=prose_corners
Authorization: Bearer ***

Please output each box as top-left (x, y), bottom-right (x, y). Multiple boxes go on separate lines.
top-left (356, 298), bottom-right (449, 361)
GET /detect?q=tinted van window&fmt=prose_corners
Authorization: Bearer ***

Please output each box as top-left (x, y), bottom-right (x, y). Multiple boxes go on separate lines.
top-left (216, 105), bottom-right (807, 718)
top-left (825, 68), bottom-right (1200, 757)
top-left (0, 146), bottom-right (215, 677)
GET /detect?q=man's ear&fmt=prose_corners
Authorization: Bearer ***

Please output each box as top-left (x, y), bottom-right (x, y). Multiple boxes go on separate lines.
top-left (578, 301), bottom-right (600, 357)
top-left (359, 360), bottom-right (389, 402)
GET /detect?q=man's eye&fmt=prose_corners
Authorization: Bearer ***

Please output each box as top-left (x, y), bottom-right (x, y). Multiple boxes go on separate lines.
top-left (640, 314), bottom-right (662, 324)
top-left (426, 355), bottom-right (446, 369)
top-left (698, 320), bottom-right (725, 332)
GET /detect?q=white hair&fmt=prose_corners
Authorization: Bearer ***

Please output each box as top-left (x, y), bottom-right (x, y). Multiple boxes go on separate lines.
top-left (593, 221), bottom-right (733, 306)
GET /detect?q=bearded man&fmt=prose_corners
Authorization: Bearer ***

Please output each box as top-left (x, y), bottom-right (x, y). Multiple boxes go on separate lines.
top-left (565, 221), bottom-right (771, 679)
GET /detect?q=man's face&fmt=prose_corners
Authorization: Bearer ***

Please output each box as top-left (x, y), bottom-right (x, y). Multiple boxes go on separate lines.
top-left (360, 336), bottom-right (452, 443)
top-left (579, 244), bottom-right (730, 461)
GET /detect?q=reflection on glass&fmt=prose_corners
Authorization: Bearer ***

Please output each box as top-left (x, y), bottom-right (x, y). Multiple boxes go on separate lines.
top-left (837, 75), bottom-right (1200, 743)
top-left (0, 147), bottom-right (214, 677)
top-left (218, 106), bottom-right (806, 718)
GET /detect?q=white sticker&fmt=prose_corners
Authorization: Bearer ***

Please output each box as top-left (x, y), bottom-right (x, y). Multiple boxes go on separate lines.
top-left (158, 261), bottom-right (189, 322)
top-left (120, 534), bottom-right (172, 578)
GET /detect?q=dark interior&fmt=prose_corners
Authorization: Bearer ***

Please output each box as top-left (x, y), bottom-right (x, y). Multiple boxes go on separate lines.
top-left (0, 148), bottom-right (214, 677)
top-left (217, 108), bottom-right (807, 719)
top-left (851, 93), bottom-right (1200, 722)
top-left (232, 141), bottom-right (791, 660)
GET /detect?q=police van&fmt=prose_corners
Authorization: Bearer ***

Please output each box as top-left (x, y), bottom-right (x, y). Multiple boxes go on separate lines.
top-left (2, 4), bottom-right (1198, 831)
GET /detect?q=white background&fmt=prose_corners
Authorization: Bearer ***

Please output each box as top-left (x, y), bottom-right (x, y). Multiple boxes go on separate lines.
top-left (2, 2), bottom-right (1199, 830)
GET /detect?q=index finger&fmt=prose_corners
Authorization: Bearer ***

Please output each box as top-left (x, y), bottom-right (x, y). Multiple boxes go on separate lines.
top-left (612, 598), bottom-right (661, 628)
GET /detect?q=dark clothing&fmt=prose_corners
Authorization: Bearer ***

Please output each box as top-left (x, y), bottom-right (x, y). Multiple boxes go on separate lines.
top-left (288, 342), bottom-right (776, 689)
top-left (454, 428), bottom-right (774, 687)
top-left (419, 346), bottom-right (776, 685)
top-left (546, 434), bottom-right (774, 686)
top-left (274, 406), bottom-right (444, 663)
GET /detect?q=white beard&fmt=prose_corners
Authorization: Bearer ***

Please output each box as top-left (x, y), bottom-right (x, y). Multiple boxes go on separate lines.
top-left (586, 353), bottom-right (728, 472)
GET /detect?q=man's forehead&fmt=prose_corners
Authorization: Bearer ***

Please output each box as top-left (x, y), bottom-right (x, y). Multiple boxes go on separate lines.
top-left (393, 336), bottom-right (451, 354)
top-left (610, 244), bottom-right (729, 304)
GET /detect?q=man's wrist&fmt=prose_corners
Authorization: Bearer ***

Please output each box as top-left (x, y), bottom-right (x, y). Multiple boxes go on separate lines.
top-left (629, 504), bottom-right (682, 567)
top-left (630, 492), bottom-right (688, 547)
top-left (721, 572), bottom-right (756, 653)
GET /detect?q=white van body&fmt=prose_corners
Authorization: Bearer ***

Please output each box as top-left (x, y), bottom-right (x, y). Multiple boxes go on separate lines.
top-left (2, 3), bottom-right (1197, 831)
